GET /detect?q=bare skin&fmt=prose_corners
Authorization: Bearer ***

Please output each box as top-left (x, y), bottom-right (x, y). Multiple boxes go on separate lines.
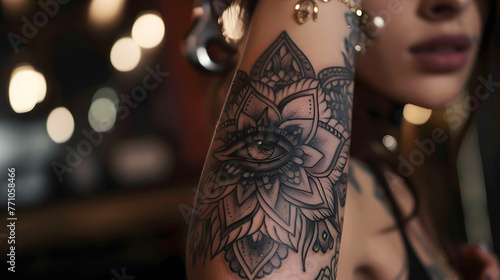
top-left (338, 159), bottom-right (460, 279)
top-left (186, 0), bottom-right (499, 279)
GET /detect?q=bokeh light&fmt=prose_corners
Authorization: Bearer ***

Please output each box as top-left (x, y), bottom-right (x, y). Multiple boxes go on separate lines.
top-left (9, 65), bottom-right (47, 113)
top-left (88, 0), bottom-right (126, 27)
top-left (1, 0), bottom-right (29, 15)
top-left (92, 87), bottom-right (119, 103)
top-left (382, 135), bottom-right (398, 152)
top-left (110, 37), bottom-right (141, 72)
top-left (219, 3), bottom-right (244, 43)
top-left (131, 13), bottom-right (165, 49)
top-left (35, 71), bottom-right (47, 103)
top-left (47, 107), bottom-right (75, 143)
top-left (88, 98), bottom-right (117, 132)
top-left (110, 137), bottom-right (175, 185)
top-left (403, 104), bottom-right (432, 125)
top-left (373, 16), bottom-right (385, 28)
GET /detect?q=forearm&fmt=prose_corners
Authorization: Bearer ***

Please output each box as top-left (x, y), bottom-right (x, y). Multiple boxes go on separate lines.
top-left (187, 1), bottom-right (358, 279)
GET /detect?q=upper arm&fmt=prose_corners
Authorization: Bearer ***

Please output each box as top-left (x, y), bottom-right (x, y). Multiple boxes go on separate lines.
top-left (187, 1), bottom-right (360, 279)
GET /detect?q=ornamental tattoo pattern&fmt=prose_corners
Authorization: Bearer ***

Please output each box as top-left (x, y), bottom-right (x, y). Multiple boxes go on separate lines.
top-left (314, 13), bottom-right (358, 280)
top-left (189, 20), bottom-right (355, 279)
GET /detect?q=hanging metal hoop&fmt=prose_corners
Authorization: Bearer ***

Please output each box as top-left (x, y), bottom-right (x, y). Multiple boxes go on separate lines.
top-left (294, 0), bottom-right (319, 23)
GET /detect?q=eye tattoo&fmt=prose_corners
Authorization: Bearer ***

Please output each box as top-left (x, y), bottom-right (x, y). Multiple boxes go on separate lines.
top-left (188, 12), bottom-right (358, 280)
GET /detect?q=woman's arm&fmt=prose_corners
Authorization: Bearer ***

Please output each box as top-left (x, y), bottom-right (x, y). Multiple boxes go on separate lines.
top-left (187, 1), bottom-right (359, 279)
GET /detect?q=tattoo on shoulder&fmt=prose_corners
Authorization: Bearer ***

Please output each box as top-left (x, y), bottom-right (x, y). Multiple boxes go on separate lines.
top-left (188, 13), bottom-right (357, 280)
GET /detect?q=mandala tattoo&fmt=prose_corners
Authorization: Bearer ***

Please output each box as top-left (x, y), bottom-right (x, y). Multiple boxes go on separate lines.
top-left (189, 14), bottom-right (356, 280)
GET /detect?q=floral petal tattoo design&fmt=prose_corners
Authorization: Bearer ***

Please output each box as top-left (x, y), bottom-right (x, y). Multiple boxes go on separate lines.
top-left (189, 24), bottom-right (354, 280)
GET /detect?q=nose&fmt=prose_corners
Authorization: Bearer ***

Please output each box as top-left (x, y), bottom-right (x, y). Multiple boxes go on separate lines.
top-left (418, 0), bottom-right (469, 21)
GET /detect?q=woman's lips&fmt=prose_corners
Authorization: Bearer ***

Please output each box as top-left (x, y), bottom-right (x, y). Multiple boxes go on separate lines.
top-left (409, 35), bottom-right (471, 72)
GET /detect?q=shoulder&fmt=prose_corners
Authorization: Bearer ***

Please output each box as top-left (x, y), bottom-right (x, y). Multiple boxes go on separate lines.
top-left (345, 158), bottom-right (392, 226)
top-left (348, 158), bottom-right (383, 195)
top-left (348, 157), bottom-right (416, 216)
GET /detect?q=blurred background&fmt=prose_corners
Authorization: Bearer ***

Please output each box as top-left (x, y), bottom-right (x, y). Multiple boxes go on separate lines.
top-left (0, 0), bottom-right (214, 279)
top-left (0, 0), bottom-right (498, 279)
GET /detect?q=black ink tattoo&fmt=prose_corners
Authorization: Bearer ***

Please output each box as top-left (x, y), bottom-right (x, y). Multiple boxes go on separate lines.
top-left (314, 12), bottom-right (358, 280)
top-left (188, 13), bottom-right (356, 280)
top-left (348, 161), bottom-right (393, 216)
top-left (348, 165), bottom-right (362, 193)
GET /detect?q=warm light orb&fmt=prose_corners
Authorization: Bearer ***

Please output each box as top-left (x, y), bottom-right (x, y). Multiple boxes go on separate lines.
top-left (131, 13), bottom-right (165, 49)
top-left (373, 16), bottom-right (385, 28)
top-left (9, 65), bottom-right (46, 113)
top-left (47, 107), bottom-right (75, 143)
top-left (35, 71), bottom-right (47, 103)
top-left (1, 0), bottom-right (29, 15)
top-left (219, 4), bottom-right (244, 43)
top-left (382, 135), bottom-right (398, 151)
top-left (93, 87), bottom-right (119, 103)
top-left (88, 98), bottom-right (117, 132)
top-left (110, 37), bottom-right (141, 72)
top-left (88, 0), bottom-right (125, 26)
top-left (403, 104), bottom-right (432, 125)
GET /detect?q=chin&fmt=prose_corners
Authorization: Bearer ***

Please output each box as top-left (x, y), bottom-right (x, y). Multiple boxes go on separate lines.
top-left (364, 70), bottom-right (468, 110)
top-left (396, 75), bottom-right (468, 109)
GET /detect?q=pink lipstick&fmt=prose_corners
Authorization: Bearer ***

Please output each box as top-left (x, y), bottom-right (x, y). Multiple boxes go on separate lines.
top-left (409, 35), bottom-right (471, 72)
